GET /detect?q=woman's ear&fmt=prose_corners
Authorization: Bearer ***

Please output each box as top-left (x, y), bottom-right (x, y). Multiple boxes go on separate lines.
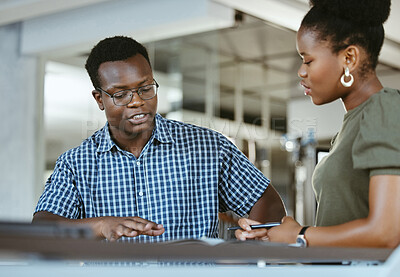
top-left (342, 45), bottom-right (360, 72)
top-left (92, 90), bottom-right (104, 111)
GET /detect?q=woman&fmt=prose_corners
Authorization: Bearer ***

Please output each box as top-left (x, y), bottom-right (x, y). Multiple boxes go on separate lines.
top-left (236, 0), bottom-right (400, 248)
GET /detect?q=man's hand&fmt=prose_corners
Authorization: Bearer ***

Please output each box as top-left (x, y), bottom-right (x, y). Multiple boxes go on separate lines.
top-left (95, 216), bottom-right (165, 241)
top-left (33, 211), bottom-right (165, 241)
top-left (234, 218), bottom-right (269, 241)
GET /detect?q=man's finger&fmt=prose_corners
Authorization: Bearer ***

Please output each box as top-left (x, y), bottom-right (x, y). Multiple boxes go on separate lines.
top-left (121, 219), bottom-right (152, 231)
top-left (237, 218), bottom-right (252, 231)
top-left (242, 229), bottom-right (268, 239)
top-left (142, 227), bottom-right (165, 236)
top-left (119, 224), bottom-right (140, 237)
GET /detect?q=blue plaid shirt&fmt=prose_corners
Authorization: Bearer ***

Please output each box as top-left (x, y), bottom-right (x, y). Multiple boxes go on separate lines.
top-left (35, 113), bottom-right (270, 242)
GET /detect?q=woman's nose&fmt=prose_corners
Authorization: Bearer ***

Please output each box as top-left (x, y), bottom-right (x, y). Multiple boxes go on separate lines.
top-left (298, 64), bottom-right (307, 78)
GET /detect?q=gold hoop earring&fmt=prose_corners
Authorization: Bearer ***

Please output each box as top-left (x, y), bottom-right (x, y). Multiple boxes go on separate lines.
top-left (340, 67), bottom-right (354, 87)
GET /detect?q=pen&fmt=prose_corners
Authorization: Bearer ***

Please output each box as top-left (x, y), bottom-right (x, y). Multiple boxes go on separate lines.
top-left (227, 222), bottom-right (281, 231)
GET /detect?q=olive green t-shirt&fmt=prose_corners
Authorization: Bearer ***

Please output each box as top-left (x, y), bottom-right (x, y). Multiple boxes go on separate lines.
top-left (313, 87), bottom-right (400, 226)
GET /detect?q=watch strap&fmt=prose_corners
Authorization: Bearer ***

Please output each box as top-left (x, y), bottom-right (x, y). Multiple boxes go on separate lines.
top-left (299, 226), bottom-right (310, 236)
top-left (296, 226), bottom-right (310, 247)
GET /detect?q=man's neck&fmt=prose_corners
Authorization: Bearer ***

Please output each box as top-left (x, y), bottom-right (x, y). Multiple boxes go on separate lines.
top-left (109, 127), bottom-right (154, 158)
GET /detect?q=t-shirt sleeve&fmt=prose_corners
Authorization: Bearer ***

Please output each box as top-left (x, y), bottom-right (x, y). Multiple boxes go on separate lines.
top-left (352, 89), bottom-right (400, 177)
top-left (218, 136), bottom-right (270, 216)
top-left (34, 156), bottom-right (82, 218)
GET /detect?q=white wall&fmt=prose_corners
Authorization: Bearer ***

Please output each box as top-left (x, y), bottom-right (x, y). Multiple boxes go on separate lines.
top-left (0, 23), bottom-right (45, 221)
top-left (288, 98), bottom-right (345, 142)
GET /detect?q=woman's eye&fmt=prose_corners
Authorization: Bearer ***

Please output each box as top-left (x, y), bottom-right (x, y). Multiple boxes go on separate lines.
top-left (303, 60), bottom-right (312, 65)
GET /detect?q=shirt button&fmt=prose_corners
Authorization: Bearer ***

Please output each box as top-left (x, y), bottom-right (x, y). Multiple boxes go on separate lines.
top-left (138, 191), bottom-right (144, 196)
top-left (136, 161), bottom-right (140, 166)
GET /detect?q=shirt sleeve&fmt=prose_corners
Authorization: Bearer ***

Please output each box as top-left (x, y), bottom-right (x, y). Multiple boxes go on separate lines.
top-left (34, 156), bottom-right (82, 218)
top-left (217, 136), bottom-right (270, 216)
top-left (352, 89), bottom-right (400, 177)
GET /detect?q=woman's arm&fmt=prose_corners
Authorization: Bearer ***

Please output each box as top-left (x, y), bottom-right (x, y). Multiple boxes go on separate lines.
top-left (237, 175), bottom-right (400, 248)
top-left (304, 175), bottom-right (400, 248)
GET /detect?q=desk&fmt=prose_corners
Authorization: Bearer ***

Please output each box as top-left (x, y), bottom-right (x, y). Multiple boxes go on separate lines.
top-left (0, 262), bottom-right (387, 277)
top-left (0, 233), bottom-right (397, 277)
top-left (0, 223), bottom-right (398, 277)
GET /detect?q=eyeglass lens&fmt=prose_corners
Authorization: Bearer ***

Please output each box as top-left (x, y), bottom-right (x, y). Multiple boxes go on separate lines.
top-left (113, 84), bottom-right (157, 106)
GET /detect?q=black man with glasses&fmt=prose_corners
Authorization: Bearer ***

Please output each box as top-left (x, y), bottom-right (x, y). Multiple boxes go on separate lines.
top-left (33, 36), bottom-right (286, 242)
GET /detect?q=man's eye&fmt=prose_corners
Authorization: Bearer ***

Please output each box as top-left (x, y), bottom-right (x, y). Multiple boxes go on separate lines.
top-left (140, 86), bottom-right (155, 94)
top-left (141, 88), bottom-right (151, 93)
top-left (113, 92), bottom-right (129, 99)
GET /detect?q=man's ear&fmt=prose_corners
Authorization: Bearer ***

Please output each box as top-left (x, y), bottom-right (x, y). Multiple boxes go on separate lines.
top-left (342, 45), bottom-right (360, 72)
top-left (92, 90), bottom-right (104, 111)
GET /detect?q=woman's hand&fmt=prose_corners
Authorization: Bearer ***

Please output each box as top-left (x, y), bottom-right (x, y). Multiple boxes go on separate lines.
top-left (267, 216), bottom-right (302, 244)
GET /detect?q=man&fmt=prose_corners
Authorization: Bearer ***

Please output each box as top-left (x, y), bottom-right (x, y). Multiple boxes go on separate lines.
top-left (33, 36), bottom-right (285, 242)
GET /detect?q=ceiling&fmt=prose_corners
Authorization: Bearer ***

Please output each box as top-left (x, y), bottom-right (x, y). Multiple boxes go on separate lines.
top-left (149, 15), bottom-right (299, 120)
top-left (2, 0), bottom-right (399, 113)
top-left (2, 0), bottom-right (397, 82)
top-left (147, 11), bottom-right (400, 123)
top-left (214, 0), bottom-right (400, 68)
top-left (1, 0), bottom-right (399, 61)
top-left (0, 0), bottom-right (110, 26)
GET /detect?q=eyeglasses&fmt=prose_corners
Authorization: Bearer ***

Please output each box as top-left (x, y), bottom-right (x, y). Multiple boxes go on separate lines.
top-left (96, 79), bottom-right (159, 106)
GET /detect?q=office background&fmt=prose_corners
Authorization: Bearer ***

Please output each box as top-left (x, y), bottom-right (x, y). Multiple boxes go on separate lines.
top-left (1, 0), bottom-right (399, 225)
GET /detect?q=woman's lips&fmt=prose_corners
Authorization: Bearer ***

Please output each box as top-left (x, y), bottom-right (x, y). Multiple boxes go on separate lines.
top-left (300, 82), bottom-right (311, 96)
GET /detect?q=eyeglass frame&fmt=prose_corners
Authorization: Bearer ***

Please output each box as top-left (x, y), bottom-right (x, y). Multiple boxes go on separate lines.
top-left (96, 79), bottom-right (159, 106)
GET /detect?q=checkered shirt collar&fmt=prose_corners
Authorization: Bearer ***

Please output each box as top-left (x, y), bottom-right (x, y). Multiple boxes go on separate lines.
top-left (96, 113), bottom-right (174, 153)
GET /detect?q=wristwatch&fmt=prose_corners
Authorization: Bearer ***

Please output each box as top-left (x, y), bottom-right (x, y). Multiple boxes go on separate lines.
top-left (296, 226), bottom-right (310, 247)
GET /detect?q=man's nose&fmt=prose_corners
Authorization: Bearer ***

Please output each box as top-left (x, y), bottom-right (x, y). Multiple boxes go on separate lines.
top-left (126, 91), bottom-right (144, 107)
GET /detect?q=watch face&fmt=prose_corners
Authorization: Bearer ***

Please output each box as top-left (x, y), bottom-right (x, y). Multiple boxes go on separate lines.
top-left (296, 236), bottom-right (307, 247)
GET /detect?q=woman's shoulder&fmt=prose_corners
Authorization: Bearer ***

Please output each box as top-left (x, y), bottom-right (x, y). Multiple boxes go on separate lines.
top-left (352, 87), bottom-right (400, 171)
top-left (363, 87), bottom-right (399, 118)
top-left (373, 87), bottom-right (400, 103)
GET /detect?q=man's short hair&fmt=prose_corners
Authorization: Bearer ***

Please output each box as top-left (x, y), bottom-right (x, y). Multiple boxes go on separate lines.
top-left (85, 36), bottom-right (151, 88)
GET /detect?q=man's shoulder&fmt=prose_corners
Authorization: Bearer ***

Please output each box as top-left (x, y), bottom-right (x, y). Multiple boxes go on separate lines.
top-left (159, 116), bottom-right (236, 149)
top-left (57, 127), bottom-right (105, 162)
top-left (161, 116), bottom-right (224, 138)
